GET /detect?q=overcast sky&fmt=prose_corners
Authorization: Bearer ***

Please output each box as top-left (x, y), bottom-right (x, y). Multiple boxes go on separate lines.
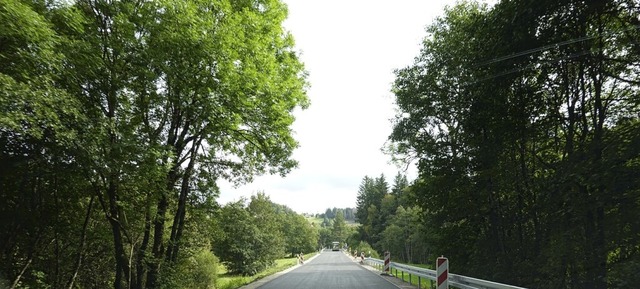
top-left (217, 0), bottom-right (468, 214)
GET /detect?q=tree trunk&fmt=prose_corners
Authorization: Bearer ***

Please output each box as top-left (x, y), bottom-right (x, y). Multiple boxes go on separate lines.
top-left (146, 193), bottom-right (167, 289)
top-left (107, 180), bottom-right (131, 289)
top-left (146, 166), bottom-right (179, 289)
top-left (166, 140), bottom-right (200, 263)
top-left (587, 14), bottom-right (607, 287)
top-left (10, 257), bottom-right (33, 289)
top-left (134, 199), bottom-right (152, 289)
top-left (66, 196), bottom-right (95, 289)
top-left (10, 234), bottom-right (50, 289)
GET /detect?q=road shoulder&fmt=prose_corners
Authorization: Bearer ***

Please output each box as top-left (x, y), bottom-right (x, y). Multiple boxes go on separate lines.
top-left (238, 253), bottom-right (321, 289)
top-left (356, 258), bottom-right (419, 289)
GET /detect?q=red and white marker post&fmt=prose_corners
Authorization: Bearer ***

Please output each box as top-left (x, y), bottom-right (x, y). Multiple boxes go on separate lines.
top-left (436, 256), bottom-right (448, 289)
top-left (383, 251), bottom-right (390, 275)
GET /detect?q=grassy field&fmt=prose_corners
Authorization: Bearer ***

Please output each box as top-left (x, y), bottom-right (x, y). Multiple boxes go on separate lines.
top-left (216, 252), bottom-right (317, 289)
top-left (305, 216), bottom-right (360, 227)
top-left (305, 216), bottom-right (324, 225)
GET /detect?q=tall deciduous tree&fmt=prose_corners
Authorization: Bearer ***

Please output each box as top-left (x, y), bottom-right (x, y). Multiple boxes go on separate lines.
top-left (390, 1), bottom-right (640, 288)
top-left (213, 194), bottom-right (314, 275)
top-left (214, 200), bottom-right (268, 276)
top-left (281, 210), bottom-right (318, 256)
top-left (1, 0), bottom-right (308, 288)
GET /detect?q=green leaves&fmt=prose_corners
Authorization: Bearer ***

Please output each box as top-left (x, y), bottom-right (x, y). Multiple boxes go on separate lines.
top-left (213, 194), bottom-right (316, 275)
top-left (1, 0), bottom-right (308, 287)
top-left (281, 209), bottom-right (318, 255)
top-left (330, 209), bottom-right (347, 243)
top-left (0, 0), bottom-right (59, 79)
top-left (389, 0), bottom-right (640, 287)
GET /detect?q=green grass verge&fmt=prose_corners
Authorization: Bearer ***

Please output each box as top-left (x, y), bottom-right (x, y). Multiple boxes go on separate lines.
top-left (370, 262), bottom-right (436, 289)
top-left (216, 253), bottom-right (316, 289)
top-left (391, 268), bottom-right (436, 289)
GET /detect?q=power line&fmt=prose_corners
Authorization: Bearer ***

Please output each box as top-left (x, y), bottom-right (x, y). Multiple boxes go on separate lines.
top-left (465, 49), bottom-right (592, 85)
top-left (474, 24), bottom-right (640, 68)
top-left (461, 24), bottom-right (640, 85)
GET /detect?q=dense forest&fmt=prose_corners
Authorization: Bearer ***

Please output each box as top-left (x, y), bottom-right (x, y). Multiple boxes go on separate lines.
top-left (0, 0), bottom-right (310, 288)
top-left (385, 0), bottom-right (640, 288)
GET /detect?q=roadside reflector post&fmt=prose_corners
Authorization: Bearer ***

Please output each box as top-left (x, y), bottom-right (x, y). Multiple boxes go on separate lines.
top-left (437, 256), bottom-right (448, 289)
top-left (382, 251), bottom-right (390, 275)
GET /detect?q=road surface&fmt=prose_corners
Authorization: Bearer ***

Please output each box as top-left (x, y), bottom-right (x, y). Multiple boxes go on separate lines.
top-left (255, 250), bottom-right (400, 289)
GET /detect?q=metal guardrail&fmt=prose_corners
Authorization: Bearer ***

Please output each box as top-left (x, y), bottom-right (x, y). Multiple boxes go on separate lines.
top-left (364, 258), bottom-right (529, 289)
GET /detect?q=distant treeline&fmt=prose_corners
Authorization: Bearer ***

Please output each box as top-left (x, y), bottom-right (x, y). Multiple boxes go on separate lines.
top-left (315, 207), bottom-right (356, 221)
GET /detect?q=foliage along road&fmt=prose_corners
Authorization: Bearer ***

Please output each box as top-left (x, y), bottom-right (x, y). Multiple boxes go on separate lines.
top-left (250, 250), bottom-right (401, 289)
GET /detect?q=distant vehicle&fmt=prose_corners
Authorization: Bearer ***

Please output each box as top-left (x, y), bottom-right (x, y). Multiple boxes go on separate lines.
top-left (331, 241), bottom-right (340, 251)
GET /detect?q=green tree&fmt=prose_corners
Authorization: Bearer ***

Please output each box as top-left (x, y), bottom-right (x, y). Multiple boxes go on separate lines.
top-left (343, 207), bottom-right (355, 221)
top-left (317, 227), bottom-right (332, 249)
top-left (247, 193), bottom-right (285, 260)
top-left (214, 197), bottom-right (280, 276)
top-left (1, 0), bottom-right (308, 288)
top-left (331, 210), bottom-right (347, 243)
top-left (355, 176), bottom-right (375, 225)
top-left (214, 200), bottom-right (259, 275)
top-left (390, 1), bottom-right (640, 288)
top-left (0, 1), bottom-right (94, 288)
top-left (391, 173), bottom-right (411, 208)
top-left (379, 206), bottom-right (431, 264)
top-left (324, 208), bottom-right (334, 219)
top-left (355, 175), bottom-right (387, 245)
top-left (281, 211), bottom-right (318, 256)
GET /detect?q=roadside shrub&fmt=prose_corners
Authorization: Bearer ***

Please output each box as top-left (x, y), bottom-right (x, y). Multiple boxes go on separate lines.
top-left (159, 249), bottom-right (218, 289)
top-left (352, 241), bottom-right (380, 259)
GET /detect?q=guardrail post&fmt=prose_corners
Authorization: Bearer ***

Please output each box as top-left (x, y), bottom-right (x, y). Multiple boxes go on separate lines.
top-left (436, 256), bottom-right (448, 289)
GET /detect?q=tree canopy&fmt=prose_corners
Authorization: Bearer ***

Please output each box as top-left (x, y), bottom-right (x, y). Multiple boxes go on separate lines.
top-left (389, 0), bottom-right (640, 288)
top-left (213, 193), bottom-right (318, 275)
top-left (1, 0), bottom-right (308, 288)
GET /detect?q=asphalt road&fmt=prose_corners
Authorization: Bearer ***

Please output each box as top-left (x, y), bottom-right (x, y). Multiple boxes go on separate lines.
top-left (255, 250), bottom-right (400, 289)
